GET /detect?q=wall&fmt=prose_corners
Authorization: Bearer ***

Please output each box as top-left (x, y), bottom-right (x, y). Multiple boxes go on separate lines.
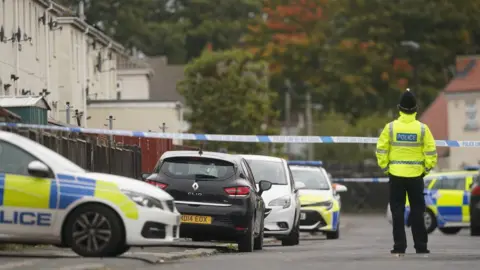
top-left (116, 69), bottom-right (150, 100)
top-left (0, 0), bottom-right (54, 100)
top-left (446, 91), bottom-right (480, 169)
top-left (0, 1), bottom-right (125, 127)
top-left (87, 101), bottom-right (184, 144)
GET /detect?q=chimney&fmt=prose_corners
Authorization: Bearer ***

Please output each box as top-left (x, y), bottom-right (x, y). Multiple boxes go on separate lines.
top-left (79, 1), bottom-right (85, 21)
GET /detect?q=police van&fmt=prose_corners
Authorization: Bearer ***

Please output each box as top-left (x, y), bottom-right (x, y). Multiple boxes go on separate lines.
top-left (0, 130), bottom-right (181, 257)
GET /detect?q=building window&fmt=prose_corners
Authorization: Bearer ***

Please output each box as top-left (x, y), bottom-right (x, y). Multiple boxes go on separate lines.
top-left (116, 91), bottom-right (121, 100)
top-left (464, 99), bottom-right (479, 131)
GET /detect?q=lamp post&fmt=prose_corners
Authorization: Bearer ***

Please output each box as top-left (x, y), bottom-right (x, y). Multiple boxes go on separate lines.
top-left (400, 40), bottom-right (420, 91)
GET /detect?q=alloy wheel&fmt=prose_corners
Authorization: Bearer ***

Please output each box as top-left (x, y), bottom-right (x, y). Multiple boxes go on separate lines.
top-left (72, 212), bottom-right (112, 252)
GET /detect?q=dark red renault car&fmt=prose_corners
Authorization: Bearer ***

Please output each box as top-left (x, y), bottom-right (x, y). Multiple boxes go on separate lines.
top-left (143, 150), bottom-right (272, 252)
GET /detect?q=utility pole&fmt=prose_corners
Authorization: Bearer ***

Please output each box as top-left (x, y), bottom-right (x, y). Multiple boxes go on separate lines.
top-left (160, 122), bottom-right (168, 133)
top-left (65, 102), bottom-right (71, 124)
top-left (305, 90), bottom-right (314, 160)
top-left (284, 79), bottom-right (292, 158)
top-left (107, 115), bottom-right (115, 130)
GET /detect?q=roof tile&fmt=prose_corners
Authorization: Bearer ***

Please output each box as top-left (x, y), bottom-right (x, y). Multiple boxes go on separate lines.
top-left (445, 56), bottom-right (480, 93)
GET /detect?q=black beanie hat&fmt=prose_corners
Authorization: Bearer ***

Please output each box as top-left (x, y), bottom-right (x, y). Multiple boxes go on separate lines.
top-left (398, 88), bottom-right (417, 113)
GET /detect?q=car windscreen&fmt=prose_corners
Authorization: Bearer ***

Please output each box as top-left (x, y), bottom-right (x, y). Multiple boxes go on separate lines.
top-left (158, 156), bottom-right (235, 180)
top-left (246, 159), bottom-right (287, 184)
top-left (291, 168), bottom-right (330, 190)
top-left (424, 178), bottom-right (434, 188)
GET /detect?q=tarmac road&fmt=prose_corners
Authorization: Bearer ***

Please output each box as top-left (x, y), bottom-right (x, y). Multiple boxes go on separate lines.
top-left (0, 215), bottom-right (478, 269)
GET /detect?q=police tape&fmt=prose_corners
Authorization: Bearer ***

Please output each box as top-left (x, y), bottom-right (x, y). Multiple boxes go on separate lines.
top-left (332, 177), bottom-right (389, 183)
top-left (1, 122), bottom-right (480, 147)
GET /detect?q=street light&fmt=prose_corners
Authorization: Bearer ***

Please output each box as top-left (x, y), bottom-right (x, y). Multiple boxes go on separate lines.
top-left (400, 40), bottom-right (420, 93)
top-left (400, 40), bottom-right (420, 51)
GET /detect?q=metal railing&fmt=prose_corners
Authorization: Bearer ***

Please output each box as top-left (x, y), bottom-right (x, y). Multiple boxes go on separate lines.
top-left (1, 127), bottom-right (142, 179)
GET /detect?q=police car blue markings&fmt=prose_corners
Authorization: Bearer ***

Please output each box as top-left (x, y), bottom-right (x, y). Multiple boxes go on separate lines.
top-left (49, 180), bottom-right (58, 209)
top-left (0, 173), bottom-right (5, 206)
top-left (436, 207), bottom-right (462, 222)
top-left (463, 192), bottom-right (470, 205)
top-left (396, 133), bottom-right (417, 142)
top-left (332, 211), bottom-right (339, 229)
top-left (0, 211), bottom-right (52, 226)
top-left (56, 174), bottom-right (96, 209)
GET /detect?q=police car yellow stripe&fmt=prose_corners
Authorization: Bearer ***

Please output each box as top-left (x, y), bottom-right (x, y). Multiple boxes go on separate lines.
top-left (0, 173), bottom-right (138, 220)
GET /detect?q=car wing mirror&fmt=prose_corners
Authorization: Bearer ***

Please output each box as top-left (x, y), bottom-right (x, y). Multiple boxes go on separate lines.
top-left (334, 184), bottom-right (347, 193)
top-left (27, 160), bottom-right (50, 178)
top-left (294, 181), bottom-right (306, 191)
top-left (258, 180), bottom-right (272, 196)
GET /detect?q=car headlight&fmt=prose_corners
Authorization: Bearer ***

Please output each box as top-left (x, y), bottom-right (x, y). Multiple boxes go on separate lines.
top-left (122, 190), bottom-right (164, 209)
top-left (302, 200), bottom-right (333, 210)
top-left (268, 195), bottom-right (291, 209)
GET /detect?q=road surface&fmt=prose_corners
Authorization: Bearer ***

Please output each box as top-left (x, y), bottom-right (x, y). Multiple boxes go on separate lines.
top-left (0, 215), bottom-right (478, 269)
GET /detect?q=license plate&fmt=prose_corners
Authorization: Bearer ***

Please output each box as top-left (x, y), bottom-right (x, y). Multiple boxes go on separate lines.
top-left (181, 215), bottom-right (212, 224)
top-left (300, 213), bottom-right (306, 220)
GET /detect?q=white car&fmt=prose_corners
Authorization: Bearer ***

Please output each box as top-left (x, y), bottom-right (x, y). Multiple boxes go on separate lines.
top-left (241, 155), bottom-right (302, 246)
top-left (0, 130), bottom-right (181, 257)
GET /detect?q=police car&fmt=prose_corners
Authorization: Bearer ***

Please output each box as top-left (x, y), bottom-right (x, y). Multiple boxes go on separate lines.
top-left (386, 168), bottom-right (479, 234)
top-left (0, 130), bottom-right (181, 257)
top-left (288, 161), bottom-right (347, 239)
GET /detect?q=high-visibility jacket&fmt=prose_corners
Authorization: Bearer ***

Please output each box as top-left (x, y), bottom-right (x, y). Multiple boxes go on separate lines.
top-left (376, 112), bottom-right (437, 178)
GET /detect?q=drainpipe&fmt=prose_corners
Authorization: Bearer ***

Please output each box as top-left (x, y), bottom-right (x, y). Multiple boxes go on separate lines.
top-left (106, 42), bottom-right (112, 99)
top-left (45, 1), bottom-right (53, 113)
top-left (83, 26), bottom-right (89, 127)
top-left (14, 0), bottom-right (19, 96)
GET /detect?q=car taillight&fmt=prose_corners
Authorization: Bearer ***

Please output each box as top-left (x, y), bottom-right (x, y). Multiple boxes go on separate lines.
top-left (471, 184), bottom-right (480, 196)
top-left (147, 180), bottom-right (168, 190)
top-left (224, 186), bottom-right (250, 196)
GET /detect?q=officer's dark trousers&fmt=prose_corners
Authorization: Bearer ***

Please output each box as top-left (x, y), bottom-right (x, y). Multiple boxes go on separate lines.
top-left (389, 174), bottom-right (428, 251)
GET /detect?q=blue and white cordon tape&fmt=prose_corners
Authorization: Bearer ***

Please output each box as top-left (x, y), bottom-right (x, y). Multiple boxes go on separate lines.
top-left (332, 177), bottom-right (389, 183)
top-left (1, 122), bottom-right (480, 147)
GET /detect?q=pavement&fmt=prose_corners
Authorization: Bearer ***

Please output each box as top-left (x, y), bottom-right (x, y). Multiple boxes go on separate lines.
top-left (0, 215), bottom-right (478, 270)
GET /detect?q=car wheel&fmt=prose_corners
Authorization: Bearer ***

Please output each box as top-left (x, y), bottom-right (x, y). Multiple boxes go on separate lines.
top-left (424, 209), bottom-right (437, 234)
top-left (470, 225), bottom-right (480, 236)
top-left (253, 216), bottom-right (264, 250)
top-left (65, 204), bottom-right (124, 257)
top-left (238, 218), bottom-right (254, 252)
top-left (438, 227), bottom-right (462, 235)
top-left (282, 222), bottom-right (300, 246)
top-left (326, 222), bottom-right (340, 240)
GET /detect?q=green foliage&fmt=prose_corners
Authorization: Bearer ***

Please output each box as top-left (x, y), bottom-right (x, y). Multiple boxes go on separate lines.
top-left (303, 111), bottom-right (390, 162)
top-left (59, 0), bottom-right (261, 63)
top-left (177, 49), bottom-right (280, 153)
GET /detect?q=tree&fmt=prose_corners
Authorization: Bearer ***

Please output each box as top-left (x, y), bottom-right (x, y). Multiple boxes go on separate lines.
top-left (245, 0), bottom-right (338, 119)
top-left (304, 111), bottom-right (390, 162)
top-left (59, 0), bottom-right (261, 63)
top-left (177, 49), bottom-right (280, 153)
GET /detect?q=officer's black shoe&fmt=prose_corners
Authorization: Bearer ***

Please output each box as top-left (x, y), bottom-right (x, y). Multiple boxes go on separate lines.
top-left (416, 249), bottom-right (430, 254)
top-left (390, 249), bottom-right (405, 254)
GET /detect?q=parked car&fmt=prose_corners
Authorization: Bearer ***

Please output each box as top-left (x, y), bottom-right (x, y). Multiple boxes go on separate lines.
top-left (0, 130), bottom-right (180, 257)
top-left (386, 169), bottom-right (479, 235)
top-left (144, 150), bottom-right (271, 252)
top-left (240, 155), bottom-right (301, 246)
top-left (287, 161), bottom-right (347, 239)
top-left (469, 167), bottom-right (480, 236)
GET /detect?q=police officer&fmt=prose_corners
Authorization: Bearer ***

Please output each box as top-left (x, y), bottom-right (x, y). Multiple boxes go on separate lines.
top-left (376, 89), bottom-right (438, 254)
